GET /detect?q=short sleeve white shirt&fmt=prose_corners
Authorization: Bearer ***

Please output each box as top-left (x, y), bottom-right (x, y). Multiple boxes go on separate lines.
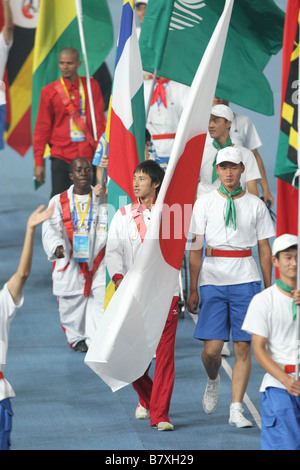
top-left (205, 112), bottom-right (262, 150)
top-left (197, 143), bottom-right (261, 197)
top-left (242, 284), bottom-right (298, 391)
top-left (0, 283), bottom-right (24, 400)
top-left (190, 190), bottom-right (275, 286)
top-left (144, 79), bottom-right (190, 157)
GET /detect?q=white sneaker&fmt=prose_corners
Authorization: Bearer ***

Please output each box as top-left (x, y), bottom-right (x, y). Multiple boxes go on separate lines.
top-left (202, 375), bottom-right (220, 414)
top-left (229, 402), bottom-right (253, 428)
top-left (135, 403), bottom-right (150, 419)
top-left (157, 421), bottom-right (174, 431)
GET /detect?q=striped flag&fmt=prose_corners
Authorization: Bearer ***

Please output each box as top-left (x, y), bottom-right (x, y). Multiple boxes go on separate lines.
top-left (4, 1), bottom-right (38, 156)
top-left (31, 0), bottom-right (113, 135)
top-left (85, 0), bottom-right (234, 391)
top-left (103, 0), bottom-right (146, 308)
top-left (107, 0), bottom-right (146, 210)
top-left (274, 0), bottom-right (299, 237)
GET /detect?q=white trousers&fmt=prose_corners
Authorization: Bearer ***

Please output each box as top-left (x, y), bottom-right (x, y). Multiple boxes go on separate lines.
top-left (58, 285), bottom-right (105, 347)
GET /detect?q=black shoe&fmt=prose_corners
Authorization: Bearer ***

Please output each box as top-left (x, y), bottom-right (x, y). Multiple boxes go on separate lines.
top-left (73, 340), bottom-right (88, 352)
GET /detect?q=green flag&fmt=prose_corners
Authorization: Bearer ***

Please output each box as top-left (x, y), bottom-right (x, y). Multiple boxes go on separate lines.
top-left (139, 0), bottom-right (284, 116)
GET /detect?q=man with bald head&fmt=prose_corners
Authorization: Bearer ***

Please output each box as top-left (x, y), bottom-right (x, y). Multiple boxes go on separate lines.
top-left (33, 48), bottom-right (106, 197)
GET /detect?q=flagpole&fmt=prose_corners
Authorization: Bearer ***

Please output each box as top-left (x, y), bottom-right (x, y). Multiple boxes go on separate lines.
top-left (75, 0), bottom-right (97, 141)
top-left (88, 167), bottom-right (107, 270)
top-left (145, 68), bottom-right (157, 119)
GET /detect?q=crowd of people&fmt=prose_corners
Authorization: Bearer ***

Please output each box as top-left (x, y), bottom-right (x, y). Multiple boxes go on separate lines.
top-left (0, 0), bottom-right (299, 452)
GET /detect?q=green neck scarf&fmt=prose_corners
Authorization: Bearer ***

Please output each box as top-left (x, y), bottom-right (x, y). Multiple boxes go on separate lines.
top-left (277, 278), bottom-right (297, 321)
top-left (212, 137), bottom-right (232, 182)
top-left (219, 183), bottom-right (243, 230)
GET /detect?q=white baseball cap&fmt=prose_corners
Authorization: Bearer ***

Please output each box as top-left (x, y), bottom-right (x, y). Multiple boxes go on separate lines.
top-left (216, 146), bottom-right (243, 166)
top-left (135, 0), bottom-right (148, 5)
top-left (211, 104), bottom-right (234, 122)
top-left (272, 234), bottom-right (298, 256)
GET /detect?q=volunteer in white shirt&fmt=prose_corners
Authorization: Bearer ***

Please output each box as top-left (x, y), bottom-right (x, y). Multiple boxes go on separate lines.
top-left (211, 97), bottom-right (274, 206)
top-left (197, 104), bottom-right (261, 198)
top-left (187, 146), bottom-right (275, 428)
top-left (144, 78), bottom-right (189, 170)
top-left (242, 234), bottom-right (300, 450)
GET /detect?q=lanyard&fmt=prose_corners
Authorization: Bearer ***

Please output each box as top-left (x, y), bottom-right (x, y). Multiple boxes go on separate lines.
top-left (72, 189), bottom-right (93, 232)
top-left (60, 76), bottom-right (86, 117)
top-left (219, 183), bottom-right (243, 230)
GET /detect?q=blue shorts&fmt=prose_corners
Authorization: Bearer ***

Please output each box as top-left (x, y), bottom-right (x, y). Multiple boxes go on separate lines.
top-left (194, 282), bottom-right (261, 342)
top-left (0, 398), bottom-right (13, 450)
top-left (261, 387), bottom-right (300, 450)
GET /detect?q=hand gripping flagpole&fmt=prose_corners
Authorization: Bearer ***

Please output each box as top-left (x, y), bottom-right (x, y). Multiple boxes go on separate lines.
top-left (88, 166), bottom-right (107, 270)
top-left (75, 0), bottom-right (97, 141)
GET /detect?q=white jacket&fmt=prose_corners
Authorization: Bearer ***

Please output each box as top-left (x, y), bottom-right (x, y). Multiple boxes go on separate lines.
top-left (42, 185), bottom-right (107, 296)
top-left (106, 201), bottom-right (150, 281)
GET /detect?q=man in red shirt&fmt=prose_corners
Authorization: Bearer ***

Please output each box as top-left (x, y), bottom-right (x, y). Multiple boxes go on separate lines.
top-left (33, 47), bottom-right (106, 197)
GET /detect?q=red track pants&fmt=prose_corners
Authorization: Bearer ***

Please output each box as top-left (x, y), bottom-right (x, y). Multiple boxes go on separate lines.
top-left (132, 296), bottom-right (179, 426)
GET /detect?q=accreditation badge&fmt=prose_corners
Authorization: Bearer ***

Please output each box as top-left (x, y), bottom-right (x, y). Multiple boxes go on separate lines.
top-left (73, 231), bottom-right (89, 262)
top-left (70, 117), bottom-right (85, 142)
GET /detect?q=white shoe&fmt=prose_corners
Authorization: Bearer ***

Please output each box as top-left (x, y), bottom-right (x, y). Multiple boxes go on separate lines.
top-left (229, 402), bottom-right (253, 428)
top-left (157, 421), bottom-right (174, 431)
top-left (202, 375), bottom-right (220, 414)
top-left (221, 343), bottom-right (230, 357)
top-left (135, 403), bottom-right (150, 419)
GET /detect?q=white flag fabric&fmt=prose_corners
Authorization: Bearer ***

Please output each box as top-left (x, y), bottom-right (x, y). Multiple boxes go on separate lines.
top-left (85, 0), bottom-right (234, 391)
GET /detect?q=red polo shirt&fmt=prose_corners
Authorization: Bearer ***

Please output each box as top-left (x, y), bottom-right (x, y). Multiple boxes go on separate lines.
top-left (33, 76), bottom-right (106, 167)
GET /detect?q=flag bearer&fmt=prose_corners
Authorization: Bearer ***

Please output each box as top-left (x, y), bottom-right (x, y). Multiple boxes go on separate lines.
top-left (187, 146), bottom-right (275, 427)
top-left (106, 160), bottom-right (179, 431)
